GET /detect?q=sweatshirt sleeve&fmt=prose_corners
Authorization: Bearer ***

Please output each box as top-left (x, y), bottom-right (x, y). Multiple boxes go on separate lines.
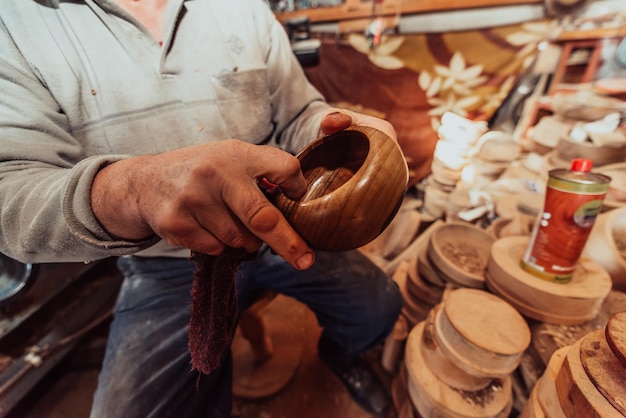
top-left (257, 1), bottom-right (331, 154)
top-left (0, 20), bottom-right (159, 264)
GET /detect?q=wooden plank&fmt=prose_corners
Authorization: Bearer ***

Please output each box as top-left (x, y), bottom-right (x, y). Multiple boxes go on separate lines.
top-left (277, 0), bottom-right (543, 24)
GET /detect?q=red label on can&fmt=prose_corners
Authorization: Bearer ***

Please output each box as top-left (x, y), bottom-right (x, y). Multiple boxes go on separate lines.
top-left (521, 170), bottom-right (609, 283)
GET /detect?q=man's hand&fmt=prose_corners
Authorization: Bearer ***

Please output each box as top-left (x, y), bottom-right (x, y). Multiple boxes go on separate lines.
top-left (320, 108), bottom-right (397, 140)
top-left (91, 140), bottom-right (315, 270)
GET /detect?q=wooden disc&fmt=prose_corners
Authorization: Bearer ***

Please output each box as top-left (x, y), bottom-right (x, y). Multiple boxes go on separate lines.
top-left (405, 321), bottom-right (512, 418)
top-left (443, 287), bottom-right (530, 357)
top-left (232, 316), bottom-right (303, 399)
top-left (536, 346), bottom-right (568, 418)
top-left (580, 330), bottom-right (626, 415)
top-left (435, 311), bottom-right (524, 377)
top-left (554, 338), bottom-right (622, 418)
top-left (427, 222), bottom-right (495, 289)
top-left (606, 311), bottom-right (626, 367)
top-left (486, 271), bottom-right (597, 326)
top-left (487, 236), bottom-right (612, 324)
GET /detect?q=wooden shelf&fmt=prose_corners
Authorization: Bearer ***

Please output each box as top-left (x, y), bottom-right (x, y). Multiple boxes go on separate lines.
top-left (276, 0), bottom-right (543, 25)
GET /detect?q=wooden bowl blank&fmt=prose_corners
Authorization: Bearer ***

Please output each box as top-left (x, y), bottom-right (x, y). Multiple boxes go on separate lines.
top-left (583, 207), bottom-right (626, 292)
top-left (554, 137), bottom-right (626, 168)
top-left (427, 222), bottom-right (495, 288)
top-left (274, 126), bottom-right (408, 251)
top-left (596, 162), bottom-right (626, 205)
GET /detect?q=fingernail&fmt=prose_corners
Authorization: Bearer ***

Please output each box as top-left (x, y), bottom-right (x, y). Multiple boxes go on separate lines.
top-left (296, 252), bottom-right (315, 270)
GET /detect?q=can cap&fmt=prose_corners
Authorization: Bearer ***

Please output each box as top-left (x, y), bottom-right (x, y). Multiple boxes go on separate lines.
top-left (570, 158), bottom-right (593, 173)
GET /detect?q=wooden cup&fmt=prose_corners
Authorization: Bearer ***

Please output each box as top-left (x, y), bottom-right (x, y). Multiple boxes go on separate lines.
top-left (274, 126), bottom-right (408, 251)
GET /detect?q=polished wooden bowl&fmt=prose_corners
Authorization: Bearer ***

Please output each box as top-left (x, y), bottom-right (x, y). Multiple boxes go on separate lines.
top-left (274, 126), bottom-right (408, 251)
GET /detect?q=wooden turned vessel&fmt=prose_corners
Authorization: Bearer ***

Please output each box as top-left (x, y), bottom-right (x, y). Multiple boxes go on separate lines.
top-left (274, 126), bottom-right (408, 251)
top-left (405, 321), bottom-right (513, 418)
top-left (486, 236), bottom-right (613, 325)
top-left (427, 222), bottom-right (495, 289)
top-left (433, 288), bottom-right (531, 378)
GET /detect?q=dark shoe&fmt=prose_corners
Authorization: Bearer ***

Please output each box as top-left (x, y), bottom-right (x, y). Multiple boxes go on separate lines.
top-left (322, 355), bottom-right (391, 416)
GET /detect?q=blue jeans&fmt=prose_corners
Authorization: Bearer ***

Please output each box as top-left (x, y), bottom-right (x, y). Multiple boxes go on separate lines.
top-left (90, 246), bottom-right (402, 418)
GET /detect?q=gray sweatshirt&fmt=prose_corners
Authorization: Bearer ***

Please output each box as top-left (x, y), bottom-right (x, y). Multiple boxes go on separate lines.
top-left (0, 0), bottom-right (328, 263)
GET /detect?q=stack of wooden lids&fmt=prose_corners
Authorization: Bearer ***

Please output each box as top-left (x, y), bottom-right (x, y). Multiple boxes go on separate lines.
top-left (518, 290), bottom-right (626, 393)
top-left (389, 221), bottom-right (447, 328)
top-left (486, 236), bottom-right (613, 325)
top-left (403, 288), bottom-right (531, 417)
top-left (392, 257), bottom-right (444, 328)
top-left (427, 222), bottom-right (496, 289)
top-left (521, 311), bottom-right (626, 417)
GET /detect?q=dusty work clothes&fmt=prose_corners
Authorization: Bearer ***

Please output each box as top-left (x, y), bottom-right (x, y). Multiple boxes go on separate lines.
top-left (0, 0), bottom-right (326, 262)
top-left (93, 248), bottom-right (402, 418)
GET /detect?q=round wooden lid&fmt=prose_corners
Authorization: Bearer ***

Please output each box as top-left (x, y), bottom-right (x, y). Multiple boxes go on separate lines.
top-left (580, 329), bottom-right (626, 415)
top-left (443, 288), bottom-right (531, 356)
top-left (420, 308), bottom-right (493, 391)
top-left (606, 311), bottom-right (626, 367)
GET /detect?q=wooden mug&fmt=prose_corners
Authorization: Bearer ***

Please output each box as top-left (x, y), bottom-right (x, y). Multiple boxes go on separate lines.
top-left (274, 126), bottom-right (408, 251)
